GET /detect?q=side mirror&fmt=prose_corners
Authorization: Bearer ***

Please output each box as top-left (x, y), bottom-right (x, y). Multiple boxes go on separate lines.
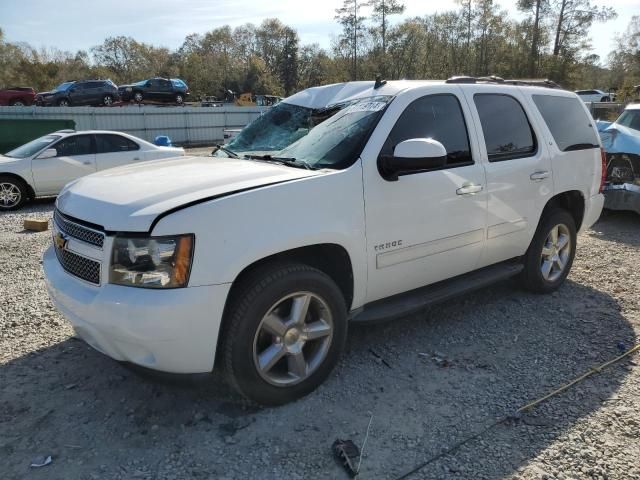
top-left (378, 138), bottom-right (447, 181)
top-left (36, 148), bottom-right (57, 159)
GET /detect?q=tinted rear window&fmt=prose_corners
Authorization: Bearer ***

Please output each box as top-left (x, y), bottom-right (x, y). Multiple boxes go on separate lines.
top-left (532, 95), bottom-right (599, 151)
top-left (474, 94), bottom-right (536, 161)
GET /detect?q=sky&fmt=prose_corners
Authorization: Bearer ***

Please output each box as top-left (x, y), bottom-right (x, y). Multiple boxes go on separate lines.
top-left (0, 0), bottom-right (637, 66)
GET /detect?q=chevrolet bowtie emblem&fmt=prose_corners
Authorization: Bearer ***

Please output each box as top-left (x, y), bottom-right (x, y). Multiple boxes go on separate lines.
top-left (54, 232), bottom-right (68, 250)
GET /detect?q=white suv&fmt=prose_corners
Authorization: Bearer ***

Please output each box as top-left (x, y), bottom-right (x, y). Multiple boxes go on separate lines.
top-left (0, 130), bottom-right (184, 210)
top-left (575, 89), bottom-right (614, 103)
top-left (44, 79), bottom-right (605, 405)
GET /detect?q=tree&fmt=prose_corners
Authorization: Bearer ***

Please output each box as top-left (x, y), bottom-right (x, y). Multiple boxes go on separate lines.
top-left (335, 0), bottom-right (368, 80)
top-left (517, 0), bottom-right (549, 76)
top-left (369, 0), bottom-right (405, 55)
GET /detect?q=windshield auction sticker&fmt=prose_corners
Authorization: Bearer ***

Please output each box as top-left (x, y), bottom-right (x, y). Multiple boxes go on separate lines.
top-left (344, 101), bottom-right (387, 114)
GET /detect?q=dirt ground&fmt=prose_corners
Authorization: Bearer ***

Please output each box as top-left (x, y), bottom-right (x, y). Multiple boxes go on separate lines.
top-left (1, 203), bottom-right (639, 480)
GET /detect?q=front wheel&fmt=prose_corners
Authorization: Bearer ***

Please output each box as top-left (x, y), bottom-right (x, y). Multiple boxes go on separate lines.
top-left (133, 92), bottom-right (143, 103)
top-left (175, 94), bottom-right (184, 105)
top-left (0, 176), bottom-right (27, 211)
top-left (58, 98), bottom-right (70, 107)
top-left (102, 94), bottom-right (114, 106)
top-left (521, 209), bottom-right (577, 293)
top-left (222, 263), bottom-right (347, 406)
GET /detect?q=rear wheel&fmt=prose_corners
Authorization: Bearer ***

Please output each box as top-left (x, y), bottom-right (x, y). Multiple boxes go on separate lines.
top-left (0, 176), bottom-right (27, 211)
top-left (57, 98), bottom-right (70, 107)
top-left (601, 96), bottom-right (611, 102)
top-left (10, 100), bottom-right (25, 106)
top-left (175, 94), bottom-right (184, 105)
top-left (222, 263), bottom-right (347, 406)
top-left (521, 209), bottom-right (576, 293)
top-left (102, 94), bottom-right (114, 106)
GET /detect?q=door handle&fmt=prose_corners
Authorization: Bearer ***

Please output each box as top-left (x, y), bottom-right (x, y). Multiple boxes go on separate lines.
top-left (133, 157), bottom-right (141, 161)
top-left (530, 170), bottom-right (550, 181)
top-left (456, 183), bottom-right (483, 195)
top-left (82, 161), bottom-right (92, 165)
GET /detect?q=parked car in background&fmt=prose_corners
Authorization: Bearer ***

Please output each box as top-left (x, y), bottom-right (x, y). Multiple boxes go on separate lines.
top-left (36, 80), bottom-right (119, 107)
top-left (0, 87), bottom-right (36, 106)
top-left (44, 79), bottom-right (604, 406)
top-left (576, 89), bottom-right (615, 103)
top-left (118, 78), bottom-right (189, 104)
top-left (0, 130), bottom-right (184, 210)
top-left (597, 103), bottom-right (640, 215)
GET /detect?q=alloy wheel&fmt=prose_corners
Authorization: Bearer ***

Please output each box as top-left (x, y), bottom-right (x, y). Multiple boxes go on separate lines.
top-left (253, 292), bottom-right (334, 387)
top-left (104, 95), bottom-right (113, 106)
top-left (0, 182), bottom-right (21, 208)
top-left (134, 93), bottom-right (143, 102)
top-left (12, 101), bottom-right (25, 106)
top-left (540, 223), bottom-right (571, 282)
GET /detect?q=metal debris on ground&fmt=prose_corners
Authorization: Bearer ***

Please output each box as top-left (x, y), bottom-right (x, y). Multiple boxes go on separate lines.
top-left (30, 455), bottom-right (52, 468)
top-left (332, 439), bottom-right (360, 478)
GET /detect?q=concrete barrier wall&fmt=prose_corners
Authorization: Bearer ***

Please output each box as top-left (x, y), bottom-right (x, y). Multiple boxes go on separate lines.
top-left (0, 105), bottom-right (268, 146)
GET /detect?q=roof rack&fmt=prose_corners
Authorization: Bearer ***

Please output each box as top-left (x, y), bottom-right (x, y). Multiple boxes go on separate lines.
top-left (446, 75), bottom-right (562, 89)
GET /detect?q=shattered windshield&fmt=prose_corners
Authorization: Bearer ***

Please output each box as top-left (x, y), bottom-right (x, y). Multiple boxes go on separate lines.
top-left (617, 109), bottom-right (640, 132)
top-left (277, 96), bottom-right (392, 170)
top-left (223, 101), bottom-right (346, 155)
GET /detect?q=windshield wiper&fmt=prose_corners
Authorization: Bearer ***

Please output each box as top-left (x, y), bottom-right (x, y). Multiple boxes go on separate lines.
top-left (212, 144), bottom-right (239, 158)
top-left (244, 154), bottom-right (315, 170)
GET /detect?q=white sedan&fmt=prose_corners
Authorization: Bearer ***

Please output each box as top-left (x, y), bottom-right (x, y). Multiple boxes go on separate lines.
top-left (0, 130), bottom-right (184, 210)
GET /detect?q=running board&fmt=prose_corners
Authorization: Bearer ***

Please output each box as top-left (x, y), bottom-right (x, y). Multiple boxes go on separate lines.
top-left (350, 262), bottom-right (524, 324)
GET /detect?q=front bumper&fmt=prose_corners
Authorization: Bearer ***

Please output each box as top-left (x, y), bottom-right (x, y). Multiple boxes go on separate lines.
top-left (43, 246), bottom-right (231, 373)
top-left (604, 184), bottom-right (640, 215)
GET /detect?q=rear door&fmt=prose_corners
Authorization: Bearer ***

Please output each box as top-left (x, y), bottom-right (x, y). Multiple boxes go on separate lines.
top-left (461, 86), bottom-right (553, 267)
top-left (31, 134), bottom-right (96, 194)
top-left (94, 134), bottom-right (142, 170)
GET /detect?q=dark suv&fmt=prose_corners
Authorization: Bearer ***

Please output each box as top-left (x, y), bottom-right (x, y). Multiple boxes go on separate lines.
top-left (36, 80), bottom-right (119, 107)
top-left (118, 78), bottom-right (189, 104)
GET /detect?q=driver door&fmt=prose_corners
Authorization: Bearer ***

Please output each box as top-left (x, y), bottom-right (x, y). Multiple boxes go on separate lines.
top-left (361, 86), bottom-right (488, 303)
top-left (31, 134), bottom-right (96, 194)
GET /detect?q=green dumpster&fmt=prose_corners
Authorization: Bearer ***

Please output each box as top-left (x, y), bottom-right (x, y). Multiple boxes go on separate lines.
top-left (0, 118), bottom-right (76, 154)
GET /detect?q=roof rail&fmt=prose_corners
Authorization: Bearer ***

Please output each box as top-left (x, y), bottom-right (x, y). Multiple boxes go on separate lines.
top-left (446, 76), bottom-right (562, 89)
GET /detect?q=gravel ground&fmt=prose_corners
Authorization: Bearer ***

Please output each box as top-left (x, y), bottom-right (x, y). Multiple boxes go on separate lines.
top-left (1, 203), bottom-right (639, 480)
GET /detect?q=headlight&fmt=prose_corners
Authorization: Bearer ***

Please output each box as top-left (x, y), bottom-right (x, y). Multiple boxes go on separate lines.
top-left (110, 234), bottom-right (194, 289)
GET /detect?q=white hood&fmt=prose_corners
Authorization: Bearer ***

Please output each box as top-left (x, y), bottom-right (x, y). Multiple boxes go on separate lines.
top-left (56, 156), bottom-right (321, 232)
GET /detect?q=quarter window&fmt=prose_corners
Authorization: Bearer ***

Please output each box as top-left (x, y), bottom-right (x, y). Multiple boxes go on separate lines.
top-left (381, 94), bottom-right (473, 167)
top-left (55, 135), bottom-right (92, 157)
top-left (474, 94), bottom-right (536, 161)
top-left (532, 95), bottom-right (599, 151)
top-left (95, 134), bottom-right (140, 153)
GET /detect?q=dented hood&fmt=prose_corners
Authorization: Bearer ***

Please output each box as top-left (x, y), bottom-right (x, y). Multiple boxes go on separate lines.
top-left (56, 156), bottom-right (321, 232)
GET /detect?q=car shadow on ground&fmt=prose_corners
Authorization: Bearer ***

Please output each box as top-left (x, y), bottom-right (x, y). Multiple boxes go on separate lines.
top-left (590, 210), bottom-right (640, 247)
top-left (1, 275), bottom-right (635, 479)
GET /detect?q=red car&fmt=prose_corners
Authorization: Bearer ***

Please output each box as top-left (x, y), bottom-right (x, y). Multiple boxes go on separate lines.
top-left (0, 87), bottom-right (36, 106)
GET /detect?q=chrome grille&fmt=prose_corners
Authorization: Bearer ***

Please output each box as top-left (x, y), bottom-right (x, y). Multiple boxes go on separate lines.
top-left (53, 209), bottom-right (105, 248)
top-left (54, 246), bottom-right (101, 285)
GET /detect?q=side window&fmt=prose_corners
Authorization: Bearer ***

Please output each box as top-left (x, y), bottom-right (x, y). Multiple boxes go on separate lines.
top-left (474, 94), bottom-right (536, 162)
top-left (532, 95), bottom-right (599, 151)
top-left (95, 134), bottom-right (140, 153)
top-left (55, 135), bottom-right (92, 157)
top-left (381, 94), bottom-right (473, 167)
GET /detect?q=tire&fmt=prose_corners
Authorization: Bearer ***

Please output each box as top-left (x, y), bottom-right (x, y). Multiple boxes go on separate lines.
top-left (601, 96), bottom-right (611, 102)
top-left (0, 176), bottom-right (28, 211)
top-left (102, 94), bottom-right (114, 106)
top-left (175, 94), bottom-right (184, 105)
top-left (58, 98), bottom-right (70, 107)
top-left (133, 92), bottom-right (143, 103)
top-left (521, 208), bottom-right (577, 293)
top-left (10, 100), bottom-right (25, 106)
top-left (222, 263), bottom-right (348, 406)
